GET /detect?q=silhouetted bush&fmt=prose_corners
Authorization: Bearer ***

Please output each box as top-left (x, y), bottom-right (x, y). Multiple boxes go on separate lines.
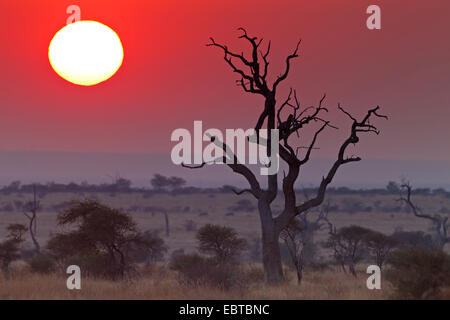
top-left (391, 230), bottom-right (436, 250)
top-left (64, 254), bottom-right (111, 278)
top-left (28, 254), bottom-right (56, 274)
top-left (169, 253), bottom-right (242, 290)
top-left (46, 200), bottom-right (155, 279)
top-left (151, 174), bottom-right (186, 191)
top-left (386, 247), bottom-right (450, 299)
top-left (245, 265), bottom-right (265, 284)
top-left (324, 225), bottom-right (372, 276)
top-left (363, 231), bottom-right (398, 269)
top-left (196, 224), bottom-right (246, 263)
top-left (0, 223), bottom-right (27, 275)
top-left (127, 230), bottom-right (167, 265)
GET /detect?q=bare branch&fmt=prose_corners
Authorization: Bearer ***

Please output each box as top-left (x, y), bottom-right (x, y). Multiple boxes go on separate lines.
top-left (399, 183), bottom-right (449, 247)
top-left (273, 40), bottom-right (301, 90)
top-left (275, 105), bottom-right (387, 232)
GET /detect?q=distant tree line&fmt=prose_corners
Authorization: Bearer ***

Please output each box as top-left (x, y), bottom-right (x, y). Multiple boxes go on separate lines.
top-left (1, 179), bottom-right (449, 198)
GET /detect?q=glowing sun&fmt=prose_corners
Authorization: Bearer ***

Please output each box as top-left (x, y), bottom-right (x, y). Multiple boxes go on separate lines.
top-left (49, 21), bottom-right (124, 86)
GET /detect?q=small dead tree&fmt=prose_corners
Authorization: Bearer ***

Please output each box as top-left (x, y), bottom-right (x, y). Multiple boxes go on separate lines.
top-left (149, 207), bottom-right (170, 237)
top-left (280, 204), bottom-right (328, 284)
top-left (183, 28), bottom-right (387, 283)
top-left (400, 183), bottom-right (449, 249)
top-left (23, 184), bottom-right (40, 254)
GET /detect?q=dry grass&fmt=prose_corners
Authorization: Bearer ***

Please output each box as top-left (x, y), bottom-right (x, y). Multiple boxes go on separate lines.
top-left (0, 264), bottom-right (390, 300)
top-left (0, 191), bottom-right (440, 258)
top-left (0, 191), bottom-right (446, 299)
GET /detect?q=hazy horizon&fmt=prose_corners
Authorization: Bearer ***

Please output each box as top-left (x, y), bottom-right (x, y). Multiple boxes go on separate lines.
top-left (1, 149), bottom-right (449, 190)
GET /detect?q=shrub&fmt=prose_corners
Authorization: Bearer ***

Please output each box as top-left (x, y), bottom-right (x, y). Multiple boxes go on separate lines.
top-left (0, 223), bottom-right (27, 275)
top-left (64, 254), bottom-right (111, 278)
top-left (170, 253), bottom-right (207, 285)
top-left (28, 254), bottom-right (56, 274)
top-left (169, 253), bottom-right (243, 290)
top-left (324, 225), bottom-right (371, 276)
top-left (386, 247), bottom-right (450, 299)
top-left (245, 265), bottom-right (265, 284)
top-left (363, 231), bottom-right (398, 269)
top-left (391, 230), bottom-right (435, 250)
top-left (127, 230), bottom-right (167, 265)
top-left (46, 200), bottom-right (155, 279)
top-left (196, 224), bottom-right (246, 264)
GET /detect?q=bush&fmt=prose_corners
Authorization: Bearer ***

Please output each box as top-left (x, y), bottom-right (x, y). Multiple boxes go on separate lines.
top-left (47, 200), bottom-right (154, 279)
top-left (196, 224), bottom-right (246, 263)
top-left (386, 247), bottom-right (450, 299)
top-left (127, 230), bottom-right (167, 265)
top-left (28, 254), bottom-right (56, 274)
top-left (391, 231), bottom-right (436, 250)
top-left (169, 253), bottom-right (243, 290)
top-left (64, 254), bottom-right (111, 278)
top-left (245, 265), bottom-right (265, 284)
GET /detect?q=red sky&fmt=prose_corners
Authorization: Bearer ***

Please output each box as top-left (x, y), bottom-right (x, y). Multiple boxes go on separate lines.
top-left (0, 0), bottom-right (449, 161)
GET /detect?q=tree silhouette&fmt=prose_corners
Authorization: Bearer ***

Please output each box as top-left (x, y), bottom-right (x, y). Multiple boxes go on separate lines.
top-left (363, 230), bottom-right (397, 269)
top-left (23, 184), bottom-right (40, 255)
top-left (280, 204), bottom-right (328, 284)
top-left (400, 183), bottom-right (449, 249)
top-left (196, 224), bottom-right (246, 264)
top-left (47, 200), bottom-right (155, 279)
top-left (0, 223), bottom-right (27, 277)
top-left (324, 225), bottom-right (372, 277)
top-left (184, 28), bottom-right (386, 283)
top-left (151, 174), bottom-right (186, 191)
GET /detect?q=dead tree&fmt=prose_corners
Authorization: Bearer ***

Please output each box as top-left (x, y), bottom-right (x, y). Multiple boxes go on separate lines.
top-left (280, 206), bottom-right (328, 284)
top-left (183, 28), bottom-right (387, 283)
top-left (150, 207), bottom-right (170, 237)
top-left (321, 212), bottom-right (347, 273)
top-left (400, 183), bottom-right (449, 249)
top-left (23, 184), bottom-right (40, 254)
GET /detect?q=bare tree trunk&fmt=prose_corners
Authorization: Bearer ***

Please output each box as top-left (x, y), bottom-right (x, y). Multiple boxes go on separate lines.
top-left (259, 199), bottom-right (284, 284)
top-left (185, 28), bottom-right (386, 285)
top-left (295, 250), bottom-right (304, 285)
top-left (24, 185), bottom-right (40, 255)
top-left (28, 215), bottom-right (40, 254)
top-left (341, 263), bottom-right (347, 273)
top-left (163, 212), bottom-right (170, 237)
top-left (348, 263), bottom-right (357, 277)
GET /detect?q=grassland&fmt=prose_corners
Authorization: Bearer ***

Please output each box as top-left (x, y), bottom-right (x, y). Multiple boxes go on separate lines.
top-left (0, 191), bottom-right (442, 258)
top-left (0, 263), bottom-right (390, 300)
top-left (0, 190), bottom-right (448, 300)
